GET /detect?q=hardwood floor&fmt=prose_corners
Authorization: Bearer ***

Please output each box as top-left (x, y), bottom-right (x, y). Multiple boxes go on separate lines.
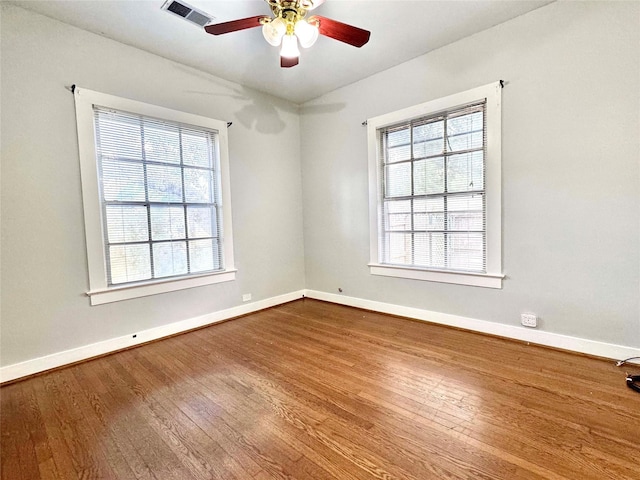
top-left (2, 298), bottom-right (639, 479)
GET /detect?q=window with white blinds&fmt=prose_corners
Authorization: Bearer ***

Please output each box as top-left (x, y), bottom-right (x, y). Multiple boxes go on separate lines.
top-left (74, 88), bottom-right (235, 305)
top-left (367, 82), bottom-right (503, 288)
top-left (380, 101), bottom-right (486, 272)
top-left (94, 107), bottom-right (223, 285)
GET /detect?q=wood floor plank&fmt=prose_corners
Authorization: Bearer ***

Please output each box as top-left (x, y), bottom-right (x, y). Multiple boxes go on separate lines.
top-left (201, 330), bottom-right (513, 478)
top-left (121, 348), bottom-right (258, 480)
top-left (2, 298), bottom-right (639, 480)
top-left (27, 376), bottom-right (86, 480)
top-left (102, 354), bottom-right (226, 480)
top-left (123, 334), bottom-right (307, 478)
top-left (55, 368), bottom-right (138, 479)
top-left (143, 379), bottom-right (264, 478)
top-left (1, 383), bottom-right (30, 480)
top-left (18, 381), bottom-right (64, 480)
top-left (70, 365), bottom-right (157, 480)
top-left (90, 359), bottom-right (192, 480)
top-left (40, 373), bottom-right (119, 479)
top-left (144, 339), bottom-right (334, 480)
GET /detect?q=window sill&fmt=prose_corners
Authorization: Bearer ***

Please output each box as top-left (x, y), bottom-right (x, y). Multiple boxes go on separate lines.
top-left (87, 269), bottom-right (237, 305)
top-left (368, 264), bottom-right (503, 289)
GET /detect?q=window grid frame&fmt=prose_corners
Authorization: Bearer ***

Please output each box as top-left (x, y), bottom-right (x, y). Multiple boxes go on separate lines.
top-left (94, 107), bottom-right (224, 287)
top-left (379, 100), bottom-right (488, 274)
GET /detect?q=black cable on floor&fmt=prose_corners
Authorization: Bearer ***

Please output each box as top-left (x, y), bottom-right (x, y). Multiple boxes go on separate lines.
top-left (616, 357), bottom-right (640, 393)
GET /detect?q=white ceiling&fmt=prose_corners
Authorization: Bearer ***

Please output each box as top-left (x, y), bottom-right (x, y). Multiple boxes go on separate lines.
top-left (10, 0), bottom-right (552, 104)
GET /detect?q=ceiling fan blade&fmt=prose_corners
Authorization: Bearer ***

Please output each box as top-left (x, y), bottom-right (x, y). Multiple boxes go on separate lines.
top-left (204, 16), bottom-right (267, 35)
top-left (308, 15), bottom-right (370, 47)
top-left (281, 56), bottom-right (299, 68)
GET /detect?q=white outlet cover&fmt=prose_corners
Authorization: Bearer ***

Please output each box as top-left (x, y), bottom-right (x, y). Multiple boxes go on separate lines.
top-left (521, 313), bottom-right (537, 327)
top-left (242, 294), bottom-right (252, 302)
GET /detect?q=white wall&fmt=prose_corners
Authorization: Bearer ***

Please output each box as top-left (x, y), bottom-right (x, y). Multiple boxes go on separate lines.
top-left (0, 5), bottom-right (305, 367)
top-left (300, 1), bottom-right (640, 348)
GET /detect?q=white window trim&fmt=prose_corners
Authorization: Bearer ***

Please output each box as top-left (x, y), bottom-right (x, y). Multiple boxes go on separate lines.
top-left (367, 82), bottom-right (503, 289)
top-left (74, 87), bottom-right (236, 305)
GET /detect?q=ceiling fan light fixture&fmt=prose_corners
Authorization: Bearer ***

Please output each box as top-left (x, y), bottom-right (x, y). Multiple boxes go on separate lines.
top-left (294, 19), bottom-right (319, 48)
top-left (204, 0), bottom-right (371, 68)
top-left (262, 16), bottom-right (286, 46)
top-left (280, 33), bottom-right (300, 58)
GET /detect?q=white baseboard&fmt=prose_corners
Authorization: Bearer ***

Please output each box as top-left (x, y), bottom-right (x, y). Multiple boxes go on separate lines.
top-left (0, 290), bottom-right (305, 383)
top-left (303, 289), bottom-right (640, 362)
top-left (3, 288), bottom-right (638, 383)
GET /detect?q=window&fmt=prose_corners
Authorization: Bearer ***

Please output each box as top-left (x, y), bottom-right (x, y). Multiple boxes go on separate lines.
top-left (367, 82), bottom-right (503, 288)
top-left (74, 88), bottom-right (235, 305)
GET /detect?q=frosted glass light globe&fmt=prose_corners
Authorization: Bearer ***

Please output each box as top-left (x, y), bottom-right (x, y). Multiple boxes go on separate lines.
top-left (262, 17), bottom-right (286, 46)
top-left (280, 34), bottom-right (301, 58)
top-left (294, 20), bottom-right (319, 48)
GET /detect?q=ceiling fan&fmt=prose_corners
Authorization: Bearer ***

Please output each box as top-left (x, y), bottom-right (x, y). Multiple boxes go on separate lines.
top-left (204, 0), bottom-right (371, 68)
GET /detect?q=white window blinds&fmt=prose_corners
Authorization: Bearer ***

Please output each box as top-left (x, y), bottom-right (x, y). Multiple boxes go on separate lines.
top-left (379, 100), bottom-right (487, 273)
top-left (93, 106), bottom-right (224, 285)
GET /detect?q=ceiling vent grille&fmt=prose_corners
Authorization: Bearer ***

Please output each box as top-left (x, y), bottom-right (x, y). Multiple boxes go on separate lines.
top-left (161, 0), bottom-right (214, 27)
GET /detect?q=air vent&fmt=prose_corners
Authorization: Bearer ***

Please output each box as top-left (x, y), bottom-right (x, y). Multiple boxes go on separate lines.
top-left (161, 0), bottom-right (214, 27)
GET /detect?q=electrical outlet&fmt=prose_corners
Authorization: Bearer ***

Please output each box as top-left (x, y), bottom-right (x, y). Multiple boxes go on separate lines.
top-left (521, 313), bottom-right (537, 328)
top-left (242, 293), bottom-right (252, 302)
